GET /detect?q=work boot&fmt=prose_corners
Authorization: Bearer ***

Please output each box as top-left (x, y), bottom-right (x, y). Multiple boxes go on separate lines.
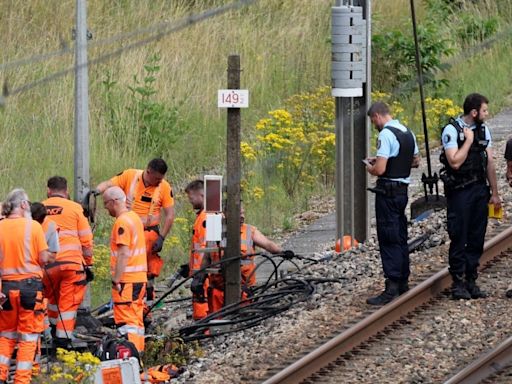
top-left (398, 280), bottom-right (409, 295)
top-left (451, 280), bottom-right (471, 300)
top-left (466, 280), bottom-right (488, 299)
top-left (366, 279), bottom-right (399, 306)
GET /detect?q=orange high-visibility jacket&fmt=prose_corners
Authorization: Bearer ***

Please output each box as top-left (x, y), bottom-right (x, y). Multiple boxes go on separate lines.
top-left (190, 210), bottom-right (207, 273)
top-left (110, 210), bottom-right (148, 283)
top-left (240, 224), bottom-right (256, 262)
top-left (0, 217), bottom-right (48, 280)
top-left (43, 196), bottom-right (93, 266)
top-left (110, 169), bottom-right (174, 227)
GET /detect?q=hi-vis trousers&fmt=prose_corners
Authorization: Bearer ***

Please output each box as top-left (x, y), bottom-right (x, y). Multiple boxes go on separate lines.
top-left (0, 278), bottom-right (44, 384)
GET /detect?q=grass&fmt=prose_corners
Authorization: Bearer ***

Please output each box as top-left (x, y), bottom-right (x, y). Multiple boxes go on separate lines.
top-left (2, 0), bottom-right (512, 307)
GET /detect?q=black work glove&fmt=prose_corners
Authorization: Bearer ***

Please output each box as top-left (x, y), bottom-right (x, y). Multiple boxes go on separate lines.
top-left (152, 234), bottom-right (165, 253)
top-left (190, 275), bottom-right (206, 300)
top-left (178, 263), bottom-right (190, 279)
top-left (84, 265), bottom-right (94, 282)
top-left (282, 250), bottom-right (295, 259)
top-left (91, 188), bottom-right (101, 197)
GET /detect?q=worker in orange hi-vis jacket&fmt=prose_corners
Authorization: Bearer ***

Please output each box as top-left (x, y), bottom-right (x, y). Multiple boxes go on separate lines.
top-left (95, 158), bottom-right (175, 318)
top-left (194, 204), bottom-right (290, 315)
top-left (184, 180), bottom-right (209, 320)
top-left (42, 176), bottom-right (93, 349)
top-left (239, 206), bottom-right (283, 290)
top-left (0, 189), bottom-right (50, 384)
top-left (103, 186), bottom-right (147, 352)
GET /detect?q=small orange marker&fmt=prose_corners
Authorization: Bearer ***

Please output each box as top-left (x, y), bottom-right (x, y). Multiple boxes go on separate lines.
top-left (336, 235), bottom-right (359, 252)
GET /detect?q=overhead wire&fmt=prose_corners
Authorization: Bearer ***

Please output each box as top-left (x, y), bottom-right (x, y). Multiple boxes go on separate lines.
top-left (2, 0), bottom-right (258, 99)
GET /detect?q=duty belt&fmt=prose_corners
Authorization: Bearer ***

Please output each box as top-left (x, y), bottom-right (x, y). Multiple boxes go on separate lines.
top-left (2, 278), bottom-right (43, 290)
top-left (368, 179), bottom-right (408, 196)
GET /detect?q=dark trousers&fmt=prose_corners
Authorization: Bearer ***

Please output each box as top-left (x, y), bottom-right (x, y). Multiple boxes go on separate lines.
top-left (446, 182), bottom-right (489, 280)
top-left (375, 189), bottom-right (409, 282)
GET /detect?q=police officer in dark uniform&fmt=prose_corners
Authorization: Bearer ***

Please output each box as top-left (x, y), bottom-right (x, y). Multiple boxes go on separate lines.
top-left (440, 93), bottom-right (501, 300)
top-left (365, 102), bottom-right (420, 305)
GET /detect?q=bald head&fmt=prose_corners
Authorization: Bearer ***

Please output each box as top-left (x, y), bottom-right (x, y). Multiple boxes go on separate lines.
top-left (103, 186), bottom-right (127, 217)
top-left (104, 186), bottom-right (126, 201)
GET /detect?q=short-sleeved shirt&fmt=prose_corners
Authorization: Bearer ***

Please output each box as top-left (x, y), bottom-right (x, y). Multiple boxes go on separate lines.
top-left (42, 218), bottom-right (60, 254)
top-left (441, 116), bottom-right (492, 151)
top-left (376, 119), bottom-right (419, 184)
top-left (110, 169), bottom-right (174, 227)
top-left (110, 210), bottom-right (147, 283)
top-left (0, 217), bottom-right (48, 280)
top-left (504, 138), bottom-right (512, 160)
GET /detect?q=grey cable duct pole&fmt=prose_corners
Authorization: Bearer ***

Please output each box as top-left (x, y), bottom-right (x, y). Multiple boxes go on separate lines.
top-left (75, 0), bottom-right (91, 310)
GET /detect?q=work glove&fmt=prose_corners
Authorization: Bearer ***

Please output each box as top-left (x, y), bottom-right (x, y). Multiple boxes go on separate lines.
top-left (152, 234), bottom-right (165, 253)
top-left (91, 188), bottom-right (101, 197)
top-left (282, 250), bottom-right (295, 259)
top-left (178, 263), bottom-right (190, 279)
top-left (190, 275), bottom-right (206, 301)
top-left (84, 265), bottom-right (94, 282)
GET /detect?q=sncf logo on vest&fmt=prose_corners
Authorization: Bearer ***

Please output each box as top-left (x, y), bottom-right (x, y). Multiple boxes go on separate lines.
top-left (46, 206), bottom-right (64, 215)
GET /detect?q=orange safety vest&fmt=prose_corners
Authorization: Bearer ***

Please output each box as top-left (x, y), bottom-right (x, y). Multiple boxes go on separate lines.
top-left (0, 217), bottom-right (48, 280)
top-left (189, 210), bottom-right (207, 274)
top-left (110, 169), bottom-right (174, 227)
top-left (43, 196), bottom-right (93, 266)
top-left (110, 211), bottom-right (148, 283)
top-left (240, 224), bottom-right (255, 263)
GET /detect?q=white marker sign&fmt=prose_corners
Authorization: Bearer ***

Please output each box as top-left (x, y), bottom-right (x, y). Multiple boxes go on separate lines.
top-left (218, 89), bottom-right (249, 108)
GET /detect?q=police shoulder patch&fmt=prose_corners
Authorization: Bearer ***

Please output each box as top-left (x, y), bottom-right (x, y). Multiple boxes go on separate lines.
top-left (377, 139), bottom-right (381, 150)
top-left (443, 135), bottom-right (451, 144)
top-left (118, 227), bottom-right (125, 236)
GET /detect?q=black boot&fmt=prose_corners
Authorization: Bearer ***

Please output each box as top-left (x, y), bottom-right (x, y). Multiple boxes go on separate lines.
top-left (367, 279), bottom-right (399, 306)
top-left (466, 280), bottom-right (488, 299)
top-left (451, 276), bottom-right (471, 300)
top-left (398, 280), bottom-right (409, 295)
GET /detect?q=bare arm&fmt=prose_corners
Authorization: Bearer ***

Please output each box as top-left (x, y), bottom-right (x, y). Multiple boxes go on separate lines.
top-left (95, 180), bottom-right (113, 194)
top-left (39, 250), bottom-right (50, 265)
top-left (411, 154), bottom-right (420, 168)
top-left (160, 205), bottom-right (175, 238)
top-left (486, 147), bottom-right (501, 209)
top-left (252, 228), bottom-right (282, 254)
top-left (113, 244), bottom-right (130, 283)
top-left (366, 156), bottom-right (388, 176)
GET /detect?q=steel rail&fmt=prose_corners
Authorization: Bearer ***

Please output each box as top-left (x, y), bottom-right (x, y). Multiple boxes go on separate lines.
top-left (262, 226), bottom-right (512, 384)
top-left (444, 336), bottom-right (512, 384)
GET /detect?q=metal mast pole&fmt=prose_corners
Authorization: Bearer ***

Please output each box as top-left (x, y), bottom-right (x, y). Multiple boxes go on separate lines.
top-left (75, 0), bottom-right (90, 310)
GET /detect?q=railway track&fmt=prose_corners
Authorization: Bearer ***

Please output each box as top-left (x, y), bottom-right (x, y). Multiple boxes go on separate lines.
top-left (444, 335), bottom-right (512, 384)
top-left (260, 225), bottom-right (512, 384)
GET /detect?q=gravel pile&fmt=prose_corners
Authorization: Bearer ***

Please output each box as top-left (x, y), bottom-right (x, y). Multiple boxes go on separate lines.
top-left (154, 139), bottom-right (512, 383)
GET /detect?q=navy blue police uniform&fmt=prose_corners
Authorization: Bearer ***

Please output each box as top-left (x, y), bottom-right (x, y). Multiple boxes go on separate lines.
top-left (440, 117), bottom-right (491, 299)
top-left (367, 120), bottom-right (418, 305)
